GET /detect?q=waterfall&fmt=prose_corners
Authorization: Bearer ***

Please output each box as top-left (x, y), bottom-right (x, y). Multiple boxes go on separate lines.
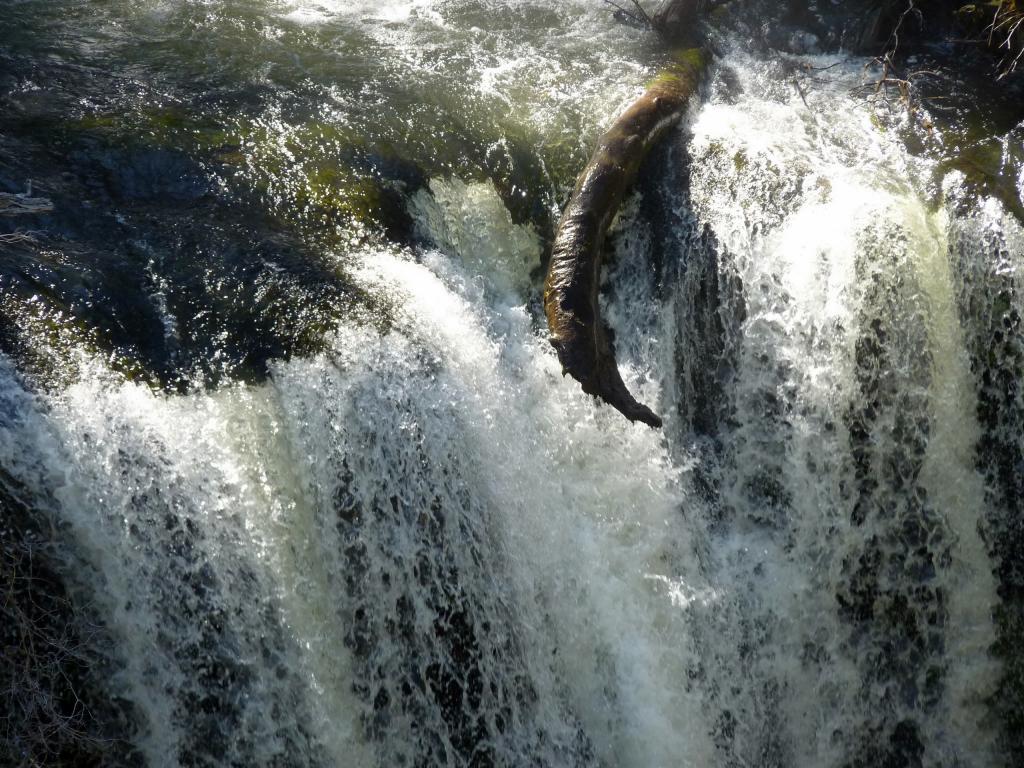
top-left (648, 47), bottom-right (1008, 767)
top-left (0, 206), bottom-right (712, 767)
top-left (1, 3), bottom-right (1021, 767)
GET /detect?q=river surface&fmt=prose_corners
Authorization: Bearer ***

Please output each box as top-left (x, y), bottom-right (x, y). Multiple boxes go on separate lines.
top-left (1, 2), bottom-right (1023, 767)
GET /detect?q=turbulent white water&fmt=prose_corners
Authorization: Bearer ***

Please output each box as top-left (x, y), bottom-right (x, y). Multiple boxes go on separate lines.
top-left (2, 4), bottom-right (1023, 767)
top-left (658, 48), bottom-right (1006, 768)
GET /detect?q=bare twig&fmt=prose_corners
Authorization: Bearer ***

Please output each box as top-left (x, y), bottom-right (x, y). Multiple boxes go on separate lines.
top-left (603, 0), bottom-right (648, 26)
top-left (630, 0), bottom-right (653, 24)
top-left (1, 537), bottom-right (107, 764)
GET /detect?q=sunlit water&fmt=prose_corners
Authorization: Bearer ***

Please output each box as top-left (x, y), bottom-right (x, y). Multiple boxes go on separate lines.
top-left (1, 2), bottom-right (1022, 767)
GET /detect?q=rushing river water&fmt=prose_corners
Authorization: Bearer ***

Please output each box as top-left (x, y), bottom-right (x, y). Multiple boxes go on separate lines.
top-left (1, 2), bottom-right (1023, 767)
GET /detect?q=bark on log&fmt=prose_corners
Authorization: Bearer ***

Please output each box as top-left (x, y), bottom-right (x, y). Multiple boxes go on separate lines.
top-left (544, 3), bottom-right (706, 428)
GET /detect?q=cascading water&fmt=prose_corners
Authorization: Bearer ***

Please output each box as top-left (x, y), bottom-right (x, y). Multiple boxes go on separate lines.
top-left (1, 2), bottom-right (1022, 767)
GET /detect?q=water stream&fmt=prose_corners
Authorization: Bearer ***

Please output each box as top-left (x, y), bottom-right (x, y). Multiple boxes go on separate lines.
top-left (1, 2), bottom-right (1022, 767)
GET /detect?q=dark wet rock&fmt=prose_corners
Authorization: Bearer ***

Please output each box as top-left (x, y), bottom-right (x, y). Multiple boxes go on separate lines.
top-left (0, 466), bottom-right (142, 767)
top-left (763, 25), bottom-right (821, 55)
top-left (844, 719), bottom-right (925, 768)
top-left (89, 147), bottom-right (212, 203)
top-left (0, 51), bottom-right (362, 391)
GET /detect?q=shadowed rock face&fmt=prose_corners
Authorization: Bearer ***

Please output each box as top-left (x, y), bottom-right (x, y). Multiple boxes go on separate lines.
top-left (543, 27), bottom-right (706, 428)
top-left (653, 0), bottom-right (708, 42)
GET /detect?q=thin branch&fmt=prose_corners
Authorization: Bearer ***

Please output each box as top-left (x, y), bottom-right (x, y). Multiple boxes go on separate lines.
top-left (603, 0), bottom-right (647, 26)
top-left (630, 0), bottom-right (653, 25)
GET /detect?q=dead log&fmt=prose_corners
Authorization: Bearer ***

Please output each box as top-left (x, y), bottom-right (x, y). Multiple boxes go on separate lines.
top-left (543, 1), bottom-right (707, 428)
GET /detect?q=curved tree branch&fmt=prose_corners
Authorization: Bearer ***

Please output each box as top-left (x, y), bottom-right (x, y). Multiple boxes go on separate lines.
top-left (543, 1), bottom-right (708, 428)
